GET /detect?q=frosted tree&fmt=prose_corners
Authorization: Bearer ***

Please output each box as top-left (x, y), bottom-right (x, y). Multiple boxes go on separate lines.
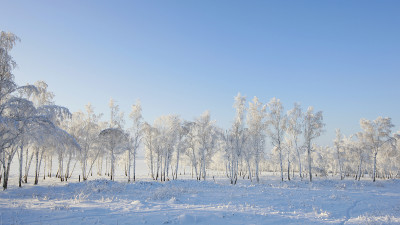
top-left (0, 32), bottom-right (50, 189)
top-left (246, 96), bottom-right (267, 182)
top-left (227, 93), bottom-right (247, 184)
top-left (127, 100), bottom-right (143, 182)
top-left (36, 104), bottom-right (72, 181)
top-left (266, 97), bottom-right (287, 182)
top-left (143, 122), bottom-right (157, 180)
top-left (31, 126), bottom-right (51, 185)
top-left (196, 111), bottom-right (218, 180)
top-left (286, 103), bottom-right (303, 179)
top-left (173, 120), bottom-right (187, 180)
top-left (360, 117), bottom-right (394, 182)
top-left (303, 106), bottom-right (324, 182)
top-left (333, 129), bottom-right (345, 180)
top-left (185, 111), bottom-right (218, 181)
top-left (7, 81), bottom-right (41, 187)
top-left (70, 104), bottom-right (103, 181)
top-left (100, 98), bottom-right (126, 180)
top-left (282, 136), bottom-right (293, 180)
top-left (153, 115), bottom-right (180, 181)
top-left (109, 98), bottom-right (124, 129)
top-left (31, 81), bottom-right (55, 107)
top-left (387, 132), bottom-right (400, 178)
top-left (348, 132), bottom-right (368, 180)
top-left (0, 31), bottom-right (21, 189)
top-left (99, 128), bottom-right (128, 180)
top-left (184, 121), bottom-right (199, 179)
top-left (30, 81), bottom-right (57, 179)
top-left (0, 31), bottom-right (20, 106)
top-left (1, 98), bottom-right (37, 189)
top-left (311, 144), bottom-right (329, 177)
top-left (33, 125), bottom-right (77, 185)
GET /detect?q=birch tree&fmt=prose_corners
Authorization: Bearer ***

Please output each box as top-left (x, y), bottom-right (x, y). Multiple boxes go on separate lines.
top-left (153, 115), bottom-right (180, 181)
top-left (360, 117), bottom-right (394, 182)
top-left (349, 133), bottom-right (368, 180)
top-left (143, 122), bottom-right (157, 180)
top-left (127, 100), bottom-right (143, 182)
top-left (333, 129), bottom-right (345, 180)
top-left (1, 98), bottom-right (37, 189)
top-left (286, 103), bottom-right (303, 180)
top-left (228, 93), bottom-right (246, 184)
top-left (173, 121), bottom-right (187, 180)
top-left (247, 96), bottom-right (267, 182)
top-left (195, 111), bottom-right (218, 180)
top-left (71, 104), bottom-right (102, 181)
top-left (303, 106), bottom-right (324, 182)
top-left (99, 128), bottom-right (128, 180)
top-left (266, 97), bottom-right (287, 181)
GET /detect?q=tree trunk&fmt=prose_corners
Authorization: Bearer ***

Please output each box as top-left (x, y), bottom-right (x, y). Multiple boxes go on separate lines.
top-left (373, 152), bottom-right (377, 182)
top-left (279, 146), bottom-right (284, 182)
top-left (110, 149), bottom-right (114, 181)
top-left (255, 157), bottom-right (260, 183)
top-left (19, 145), bottom-right (23, 187)
top-left (48, 155), bottom-right (52, 177)
top-left (247, 160), bottom-right (252, 182)
top-left (127, 149), bottom-right (131, 182)
top-left (287, 152), bottom-right (291, 181)
top-left (149, 147), bottom-right (154, 180)
top-left (3, 161), bottom-right (12, 190)
top-left (307, 143), bottom-right (312, 182)
top-left (133, 148), bottom-right (136, 181)
top-left (156, 154), bottom-right (160, 181)
top-left (65, 151), bottom-right (72, 182)
top-left (296, 142), bottom-right (302, 180)
top-left (37, 149), bottom-right (45, 183)
top-left (43, 156), bottom-right (46, 180)
top-left (58, 151), bottom-right (64, 182)
top-left (175, 149), bottom-right (180, 180)
top-left (336, 146), bottom-right (343, 180)
top-left (24, 149), bottom-right (34, 183)
top-left (34, 149), bottom-right (39, 185)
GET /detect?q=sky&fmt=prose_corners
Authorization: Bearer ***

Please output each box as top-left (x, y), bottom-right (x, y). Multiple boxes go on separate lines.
top-left (1, 1), bottom-right (400, 146)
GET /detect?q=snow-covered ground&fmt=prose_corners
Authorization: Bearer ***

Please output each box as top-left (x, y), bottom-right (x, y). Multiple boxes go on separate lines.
top-left (1, 161), bottom-right (400, 225)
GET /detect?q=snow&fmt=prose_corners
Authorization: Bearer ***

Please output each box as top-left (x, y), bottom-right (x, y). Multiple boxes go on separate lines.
top-left (1, 160), bottom-right (400, 225)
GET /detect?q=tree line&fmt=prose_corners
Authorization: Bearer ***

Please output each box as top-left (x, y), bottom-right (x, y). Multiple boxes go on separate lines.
top-left (1, 31), bottom-right (399, 190)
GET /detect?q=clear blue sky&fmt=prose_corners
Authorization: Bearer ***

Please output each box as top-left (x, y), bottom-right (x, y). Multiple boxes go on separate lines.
top-left (1, 1), bottom-right (400, 145)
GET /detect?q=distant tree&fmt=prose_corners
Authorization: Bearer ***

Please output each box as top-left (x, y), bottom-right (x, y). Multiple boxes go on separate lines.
top-left (286, 103), bottom-right (303, 180)
top-left (153, 115), bottom-right (180, 181)
top-left (333, 129), bottom-right (345, 180)
top-left (99, 128), bottom-right (128, 180)
top-left (228, 93), bottom-right (247, 184)
top-left (101, 98), bottom-right (127, 180)
top-left (184, 121), bottom-right (199, 179)
top-left (349, 132), bottom-right (368, 180)
top-left (360, 117), bottom-right (394, 182)
top-left (185, 111), bottom-right (218, 181)
top-left (303, 106), bottom-right (324, 182)
top-left (143, 122), bottom-right (157, 180)
top-left (109, 98), bottom-right (124, 129)
top-left (36, 104), bottom-right (73, 182)
top-left (71, 104), bottom-right (103, 181)
top-left (266, 97), bottom-right (287, 182)
top-left (195, 111), bottom-right (218, 180)
top-left (127, 100), bottom-right (143, 182)
top-left (173, 120), bottom-right (187, 180)
top-left (247, 96), bottom-right (267, 183)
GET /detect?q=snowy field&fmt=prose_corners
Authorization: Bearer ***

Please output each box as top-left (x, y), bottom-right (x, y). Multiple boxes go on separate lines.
top-left (1, 160), bottom-right (400, 225)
